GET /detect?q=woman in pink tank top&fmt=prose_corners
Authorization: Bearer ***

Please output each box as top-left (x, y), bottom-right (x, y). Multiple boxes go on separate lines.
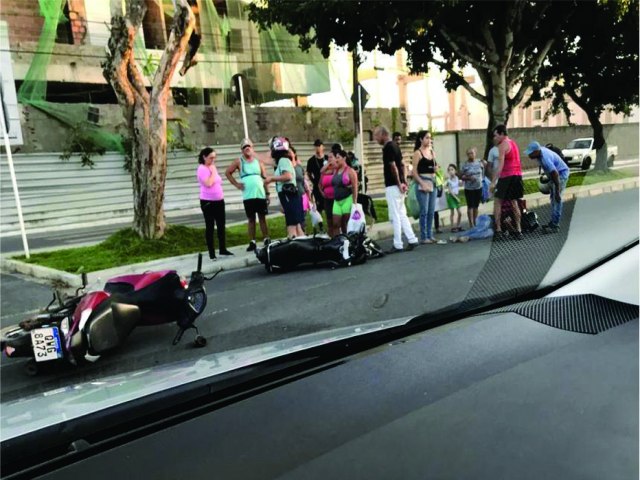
top-left (197, 147), bottom-right (233, 259)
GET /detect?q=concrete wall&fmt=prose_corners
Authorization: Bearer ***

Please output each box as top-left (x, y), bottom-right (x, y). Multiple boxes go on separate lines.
top-left (1, 1), bottom-right (43, 45)
top-left (456, 123), bottom-right (639, 170)
top-left (15, 104), bottom-right (395, 153)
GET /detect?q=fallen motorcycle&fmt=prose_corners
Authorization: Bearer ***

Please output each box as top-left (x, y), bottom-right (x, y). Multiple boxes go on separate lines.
top-left (255, 228), bottom-right (384, 273)
top-left (1, 254), bottom-right (218, 376)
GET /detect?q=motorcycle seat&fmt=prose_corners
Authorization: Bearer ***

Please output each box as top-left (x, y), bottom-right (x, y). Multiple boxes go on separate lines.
top-left (105, 270), bottom-right (175, 292)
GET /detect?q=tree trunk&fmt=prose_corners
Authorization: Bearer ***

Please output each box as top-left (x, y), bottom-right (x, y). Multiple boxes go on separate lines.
top-left (483, 70), bottom-right (511, 160)
top-left (130, 100), bottom-right (168, 239)
top-left (566, 89), bottom-right (608, 172)
top-left (103, 0), bottom-right (195, 239)
top-left (589, 113), bottom-right (608, 172)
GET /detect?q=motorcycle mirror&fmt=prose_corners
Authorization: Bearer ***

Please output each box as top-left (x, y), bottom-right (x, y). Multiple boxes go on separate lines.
top-left (197, 253), bottom-right (202, 273)
top-left (81, 273), bottom-right (88, 288)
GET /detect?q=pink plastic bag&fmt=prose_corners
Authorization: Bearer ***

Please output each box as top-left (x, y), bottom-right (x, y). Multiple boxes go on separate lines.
top-left (302, 193), bottom-right (310, 212)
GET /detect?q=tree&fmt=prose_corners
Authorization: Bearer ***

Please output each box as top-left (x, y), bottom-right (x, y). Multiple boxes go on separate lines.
top-left (102, 0), bottom-right (195, 239)
top-left (532, 1), bottom-right (639, 171)
top-left (248, 0), bottom-right (576, 156)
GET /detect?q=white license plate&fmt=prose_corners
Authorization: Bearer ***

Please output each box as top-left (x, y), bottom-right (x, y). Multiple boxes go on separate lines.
top-left (31, 327), bottom-right (63, 362)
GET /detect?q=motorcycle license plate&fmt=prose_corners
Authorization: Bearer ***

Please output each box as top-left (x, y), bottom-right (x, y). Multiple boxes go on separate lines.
top-left (31, 327), bottom-right (63, 362)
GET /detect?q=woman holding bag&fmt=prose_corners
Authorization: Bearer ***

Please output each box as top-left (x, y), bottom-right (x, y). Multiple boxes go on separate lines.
top-left (330, 149), bottom-right (358, 235)
top-left (265, 137), bottom-right (304, 239)
top-left (411, 131), bottom-right (439, 244)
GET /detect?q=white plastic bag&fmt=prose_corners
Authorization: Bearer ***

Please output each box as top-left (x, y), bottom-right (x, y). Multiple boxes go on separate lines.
top-left (347, 203), bottom-right (366, 234)
top-left (310, 205), bottom-right (323, 227)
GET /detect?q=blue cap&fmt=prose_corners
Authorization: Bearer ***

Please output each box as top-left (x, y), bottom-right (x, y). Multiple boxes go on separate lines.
top-left (524, 141), bottom-right (542, 155)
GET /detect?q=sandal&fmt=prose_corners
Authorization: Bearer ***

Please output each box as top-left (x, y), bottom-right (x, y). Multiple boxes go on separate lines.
top-left (435, 239), bottom-right (448, 245)
top-left (420, 239), bottom-right (435, 244)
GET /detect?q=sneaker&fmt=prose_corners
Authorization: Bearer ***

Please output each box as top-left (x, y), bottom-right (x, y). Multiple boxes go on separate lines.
top-left (385, 247), bottom-right (404, 254)
top-left (246, 241), bottom-right (257, 252)
top-left (209, 254), bottom-right (217, 260)
top-left (513, 231), bottom-right (525, 240)
top-left (407, 242), bottom-right (419, 251)
top-left (542, 225), bottom-right (559, 234)
top-left (219, 249), bottom-right (234, 256)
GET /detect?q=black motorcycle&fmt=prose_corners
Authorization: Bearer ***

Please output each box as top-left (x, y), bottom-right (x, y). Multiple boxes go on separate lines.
top-left (255, 230), bottom-right (384, 273)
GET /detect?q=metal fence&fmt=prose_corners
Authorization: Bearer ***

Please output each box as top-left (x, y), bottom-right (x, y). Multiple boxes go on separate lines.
top-left (0, 142), bottom-right (399, 236)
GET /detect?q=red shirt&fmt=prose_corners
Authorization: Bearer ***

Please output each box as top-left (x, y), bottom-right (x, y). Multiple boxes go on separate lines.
top-left (500, 138), bottom-right (522, 178)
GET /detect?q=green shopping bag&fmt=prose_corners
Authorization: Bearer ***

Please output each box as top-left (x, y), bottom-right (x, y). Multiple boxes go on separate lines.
top-left (407, 182), bottom-right (420, 219)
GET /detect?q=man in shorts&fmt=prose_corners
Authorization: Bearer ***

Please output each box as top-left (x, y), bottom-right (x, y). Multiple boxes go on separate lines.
top-left (226, 139), bottom-right (270, 251)
top-left (490, 124), bottom-right (524, 240)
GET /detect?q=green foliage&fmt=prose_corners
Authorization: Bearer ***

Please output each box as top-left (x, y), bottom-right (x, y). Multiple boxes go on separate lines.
top-left (167, 119), bottom-right (194, 152)
top-left (140, 52), bottom-right (159, 78)
top-left (248, 0), bottom-right (579, 156)
top-left (59, 126), bottom-right (107, 168)
top-left (391, 108), bottom-right (399, 133)
top-left (534, 2), bottom-right (638, 131)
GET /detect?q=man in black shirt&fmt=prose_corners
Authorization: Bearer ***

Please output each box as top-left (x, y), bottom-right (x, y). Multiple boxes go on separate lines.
top-left (374, 126), bottom-right (418, 253)
top-left (307, 139), bottom-right (328, 213)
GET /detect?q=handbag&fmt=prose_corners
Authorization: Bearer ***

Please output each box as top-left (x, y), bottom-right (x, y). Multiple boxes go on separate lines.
top-left (418, 178), bottom-right (434, 193)
top-left (281, 182), bottom-right (298, 195)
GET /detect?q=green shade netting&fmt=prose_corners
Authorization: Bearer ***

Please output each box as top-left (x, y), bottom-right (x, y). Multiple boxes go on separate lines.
top-left (18, 0), bottom-right (124, 152)
top-left (17, 0), bottom-right (331, 145)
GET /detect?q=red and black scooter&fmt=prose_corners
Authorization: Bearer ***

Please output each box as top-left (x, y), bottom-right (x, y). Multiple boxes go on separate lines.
top-left (1, 254), bottom-right (218, 376)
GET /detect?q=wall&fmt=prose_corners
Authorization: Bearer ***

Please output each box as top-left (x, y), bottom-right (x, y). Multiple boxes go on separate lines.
top-left (455, 123), bottom-right (640, 170)
top-left (15, 104), bottom-right (395, 153)
top-left (0, 1), bottom-right (43, 45)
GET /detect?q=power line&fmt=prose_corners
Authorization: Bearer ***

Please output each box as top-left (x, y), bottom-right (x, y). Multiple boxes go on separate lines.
top-left (0, 47), bottom-right (326, 65)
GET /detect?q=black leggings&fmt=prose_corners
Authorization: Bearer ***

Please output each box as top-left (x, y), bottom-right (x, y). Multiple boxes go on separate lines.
top-left (200, 199), bottom-right (226, 257)
top-left (434, 211), bottom-right (440, 230)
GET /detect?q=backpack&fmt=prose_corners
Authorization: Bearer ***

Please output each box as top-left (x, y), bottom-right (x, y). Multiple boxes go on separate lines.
top-left (545, 143), bottom-right (568, 167)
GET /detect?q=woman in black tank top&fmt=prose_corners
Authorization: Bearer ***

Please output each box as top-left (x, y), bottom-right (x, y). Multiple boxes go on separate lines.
top-left (411, 130), bottom-right (440, 243)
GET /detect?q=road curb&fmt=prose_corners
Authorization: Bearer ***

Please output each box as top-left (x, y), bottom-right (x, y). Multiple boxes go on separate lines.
top-left (2, 177), bottom-right (637, 284)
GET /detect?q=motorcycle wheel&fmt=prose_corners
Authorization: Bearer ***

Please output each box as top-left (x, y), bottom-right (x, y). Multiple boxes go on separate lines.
top-left (194, 335), bottom-right (207, 348)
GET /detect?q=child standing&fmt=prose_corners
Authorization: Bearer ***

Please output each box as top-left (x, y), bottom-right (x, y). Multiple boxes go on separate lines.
top-left (446, 164), bottom-right (462, 232)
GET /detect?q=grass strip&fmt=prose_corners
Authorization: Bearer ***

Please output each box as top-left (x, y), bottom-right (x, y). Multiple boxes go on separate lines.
top-left (17, 168), bottom-right (635, 273)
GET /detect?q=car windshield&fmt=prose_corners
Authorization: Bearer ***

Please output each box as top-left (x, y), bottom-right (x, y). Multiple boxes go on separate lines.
top-left (567, 139), bottom-right (593, 149)
top-left (0, 0), bottom-right (638, 465)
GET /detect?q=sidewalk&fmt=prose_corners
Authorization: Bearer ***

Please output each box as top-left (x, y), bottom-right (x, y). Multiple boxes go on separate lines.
top-left (1, 177), bottom-right (637, 287)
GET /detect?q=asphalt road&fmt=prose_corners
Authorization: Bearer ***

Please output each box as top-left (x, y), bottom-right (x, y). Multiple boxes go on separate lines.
top-left (0, 234), bottom-right (493, 401)
top-left (1, 188), bottom-right (638, 402)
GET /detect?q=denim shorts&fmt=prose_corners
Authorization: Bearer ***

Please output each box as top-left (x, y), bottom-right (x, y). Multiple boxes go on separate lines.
top-left (278, 191), bottom-right (304, 226)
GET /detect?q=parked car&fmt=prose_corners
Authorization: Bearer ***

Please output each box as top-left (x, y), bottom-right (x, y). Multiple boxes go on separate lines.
top-left (562, 137), bottom-right (618, 170)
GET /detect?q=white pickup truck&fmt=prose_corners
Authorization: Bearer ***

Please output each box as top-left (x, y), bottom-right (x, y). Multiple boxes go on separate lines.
top-left (561, 138), bottom-right (618, 170)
